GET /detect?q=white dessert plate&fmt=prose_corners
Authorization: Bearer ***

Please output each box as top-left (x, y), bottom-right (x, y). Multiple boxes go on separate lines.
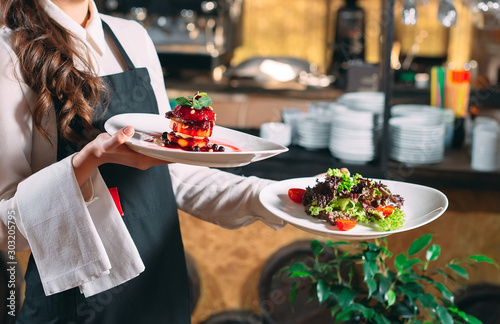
top-left (259, 177), bottom-right (448, 240)
top-left (104, 113), bottom-right (288, 168)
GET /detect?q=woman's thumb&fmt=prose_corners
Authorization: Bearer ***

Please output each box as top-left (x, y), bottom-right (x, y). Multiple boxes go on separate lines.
top-left (102, 126), bottom-right (135, 151)
top-left (122, 126), bottom-right (135, 137)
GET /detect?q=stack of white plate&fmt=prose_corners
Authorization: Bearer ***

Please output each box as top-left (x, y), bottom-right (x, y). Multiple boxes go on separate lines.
top-left (337, 91), bottom-right (385, 114)
top-left (391, 104), bottom-right (444, 124)
top-left (281, 108), bottom-right (305, 145)
top-left (328, 104), bottom-right (383, 164)
top-left (389, 116), bottom-right (445, 164)
top-left (296, 114), bottom-right (332, 150)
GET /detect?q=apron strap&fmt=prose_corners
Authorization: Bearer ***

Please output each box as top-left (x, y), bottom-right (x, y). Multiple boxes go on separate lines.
top-left (102, 20), bottom-right (136, 71)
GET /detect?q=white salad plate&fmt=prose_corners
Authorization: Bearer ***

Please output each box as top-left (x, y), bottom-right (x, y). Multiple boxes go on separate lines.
top-left (104, 113), bottom-right (288, 168)
top-left (259, 177), bottom-right (448, 240)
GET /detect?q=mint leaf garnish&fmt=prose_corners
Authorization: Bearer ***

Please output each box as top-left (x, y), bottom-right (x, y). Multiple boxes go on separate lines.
top-left (197, 96), bottom-right (212, 107)
top-left (174, 92), bottom-right (213, 110)
top-left (175, 97), bottom-right (191, 106)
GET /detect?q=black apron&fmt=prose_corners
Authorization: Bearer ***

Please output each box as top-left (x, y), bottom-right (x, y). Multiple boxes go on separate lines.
top-left (17, 22), bottom-right (191, 324)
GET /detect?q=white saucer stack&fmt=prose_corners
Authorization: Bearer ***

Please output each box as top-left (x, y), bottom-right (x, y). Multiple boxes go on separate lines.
top-left (296, 114), bottom-right (332, 150)
top-left (389, 110), bottom-right (445, 164)
top-left (328, 103), bottom-right (383, 164)
top-left (391, 104), bottom-right (444, 123)
top-left (337, 91), bottom-right (385, 114)
top-left (389, 105), bottom-right (445, 164)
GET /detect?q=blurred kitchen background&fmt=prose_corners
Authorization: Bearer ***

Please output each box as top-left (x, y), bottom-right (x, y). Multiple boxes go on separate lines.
top-left (7, 1), bottom-right (500, 324)
top-left (94, 0), bottom-right (500, 93)
top-left (96, 1), bottom-right (500, 323)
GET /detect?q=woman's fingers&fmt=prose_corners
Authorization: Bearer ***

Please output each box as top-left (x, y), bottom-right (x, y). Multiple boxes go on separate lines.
top-left (99, 126), bottom-right (170, 169)
top-left (101, 126), bottom-right (135, 152)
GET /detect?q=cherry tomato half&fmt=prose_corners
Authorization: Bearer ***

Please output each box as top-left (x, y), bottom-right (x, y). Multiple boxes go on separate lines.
top-left (336, 219), bottom-right (357, 231)
top-left (376, 205), bottom-right (395, 217)
top-left (288, 188), bottom-right (306, 203)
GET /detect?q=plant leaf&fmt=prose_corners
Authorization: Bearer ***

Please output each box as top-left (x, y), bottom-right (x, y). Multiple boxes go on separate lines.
top-left (469, 254), bottom-right (497, 266)
top-left (378, 274), bottom-right (392, 296)
top-left (356, 304), bottom-right (376, 321)
top-left (462, 313), bottom-right (483, 324)
top-left (408, 234), bottom-right (433, 256)
top-left (316, 279), bottom-right (330, 304)
top-left (311, 239), bottom-right (323, 256)
top-left (334, 307), bottom-right (353, 322)
top-left (373, 313), bottom-right (391, 324)
top-left (288, 262), bottom-right (307, 272)
top-left (366, 278), bottom-right (377, 298)
top-left (289, 281), bottom-right (298, 305)
top-left (386, 289), bottom-right (396, 307)
top-left (338, 288), bottom-right (356, 308)
top-left (403, 258), bottom-right (423, 270)
top-left (447, 263), bottom-right (469, 279)
top-left (433, 282), bottom-right (454, 302)
top-left (392, 298), bottom-right (417, 317)
top-left (395, 253), bottom-right (407, 272)
top-left (290, 271), bottom-right (310, 278)
top-left (288, 262), bottom-right (310, 278)
top-left (435, 268), bottom-right (454, 281)
top-left (364, 250), bottom-right (380, 262)
top-left (381, 247), bottom-right (393, 259)
top-left (363, 260), bottom-right (379, 281)
top-left (398, 283), bottom-right (421, 301)
top-left (330, 304), bottom-right (341, 318)
top-left (416, 293), bottom-right (438, 309)
top-left (365, 243), bottom-right (382, 257)
top-left (324, 241), bottom-right (349, 249)
top-left (426, 244), bottom-right (441, 261)
top-left (436, 305), bottom-right (453, 324)
top-left (448, 306), bottom-right (482, 324)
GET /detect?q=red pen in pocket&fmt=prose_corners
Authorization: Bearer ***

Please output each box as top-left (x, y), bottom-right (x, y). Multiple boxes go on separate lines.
top-left (108, 187), bottom-right (124, 216)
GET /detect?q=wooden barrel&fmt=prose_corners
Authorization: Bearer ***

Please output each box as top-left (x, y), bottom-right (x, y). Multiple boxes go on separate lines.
top-left (185, 251), bottom-right (201, 314)
top-left (455, 283), bottom-right (500, 324)
top-left (201, 309), bottom-right (269, 324)
top-left (258, 240), bottom-right (344, 324)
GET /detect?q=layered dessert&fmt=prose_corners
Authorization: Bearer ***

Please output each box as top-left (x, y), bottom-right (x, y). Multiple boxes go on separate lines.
top-left (163, 92), bottom-right (224, 152)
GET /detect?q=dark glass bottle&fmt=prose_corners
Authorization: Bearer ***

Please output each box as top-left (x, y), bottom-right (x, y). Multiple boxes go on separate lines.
top-left (329, 0), bottom-right (366, 89)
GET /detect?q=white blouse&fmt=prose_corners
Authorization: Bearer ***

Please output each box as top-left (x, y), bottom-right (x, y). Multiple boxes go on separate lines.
top-left (0, 0), bottom-right (285, 297)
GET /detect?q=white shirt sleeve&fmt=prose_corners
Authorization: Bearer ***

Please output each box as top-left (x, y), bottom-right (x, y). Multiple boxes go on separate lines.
top-left (0, 27), bottom-right (144, 296)
top-left (0, 33), bottom-right (37, 251)
top-left (169, 164), bottom-right (287, 230)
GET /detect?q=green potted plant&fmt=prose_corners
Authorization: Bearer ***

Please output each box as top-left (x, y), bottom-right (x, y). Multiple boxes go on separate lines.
top-left (283, 234), bottom-right (497, 323)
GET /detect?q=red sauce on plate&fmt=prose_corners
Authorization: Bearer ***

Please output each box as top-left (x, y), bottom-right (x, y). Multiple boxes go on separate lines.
top-left (143, 132), bottom-right (241, 152)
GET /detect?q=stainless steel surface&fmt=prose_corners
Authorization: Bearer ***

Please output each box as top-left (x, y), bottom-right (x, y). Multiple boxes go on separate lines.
top-left (470, 0), bottom-right (500, 30)
top-left (402, 0), bottom-right (418, 25)
top-left (437, 0), bottom-right (457, 27)
top-left (104, 0), bottom-right (242, 64)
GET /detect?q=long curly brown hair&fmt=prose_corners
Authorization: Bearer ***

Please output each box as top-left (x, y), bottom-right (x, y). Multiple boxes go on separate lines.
top-left (1, 0), bottom-right (107, 143)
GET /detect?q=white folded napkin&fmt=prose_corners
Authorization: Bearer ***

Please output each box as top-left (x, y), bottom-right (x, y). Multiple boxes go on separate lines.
top-left (16, 155), bottom-right (144, 297)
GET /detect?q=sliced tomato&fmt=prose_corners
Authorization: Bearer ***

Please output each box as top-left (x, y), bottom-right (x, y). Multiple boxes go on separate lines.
top-left (337, 219), bottom-right (357, 231)
top-left (288, 188), bottom-right (306, 203)
top-left (377, 205), bottom-right (395, 217)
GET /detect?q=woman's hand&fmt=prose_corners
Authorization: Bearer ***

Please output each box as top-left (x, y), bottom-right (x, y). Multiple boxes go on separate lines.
top-left (72, 126), bottom-right (169, 187)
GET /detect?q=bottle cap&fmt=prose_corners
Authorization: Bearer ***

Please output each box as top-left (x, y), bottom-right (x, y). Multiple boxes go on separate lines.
top-left (451, 70), bottom-right (470, 83)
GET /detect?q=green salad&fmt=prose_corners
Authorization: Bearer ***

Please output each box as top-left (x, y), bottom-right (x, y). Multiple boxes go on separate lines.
top-left (302, 168), bottom-right (406, 231)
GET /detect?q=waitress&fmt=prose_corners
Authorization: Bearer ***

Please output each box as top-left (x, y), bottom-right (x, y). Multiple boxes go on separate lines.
top-left (0, 0), bottom-right (286, 323)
